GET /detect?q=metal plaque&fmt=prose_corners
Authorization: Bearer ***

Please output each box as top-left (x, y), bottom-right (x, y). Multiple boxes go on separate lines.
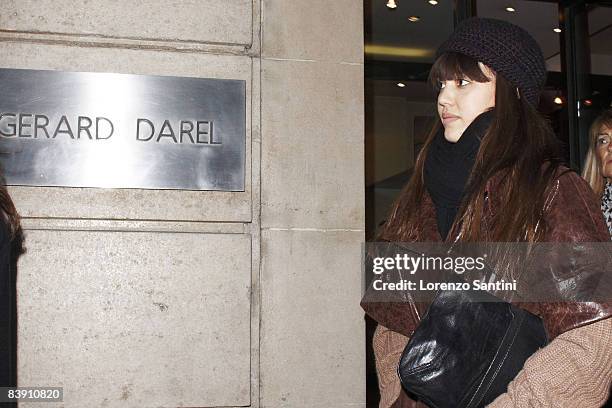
top-left (0, 68), bottom-right (245, 191)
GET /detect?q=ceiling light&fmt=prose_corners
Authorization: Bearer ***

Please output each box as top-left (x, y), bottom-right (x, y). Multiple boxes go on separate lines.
top-left (584, 99), bottom-right (593, 106)
top-left (364, 44), bottom-right (433, 58)
top-left (397, 83), bottom-right (406, 88)
top-left (408, 16), bottom-right (421, 22)
top-left (428, 0), bottom-right (439, 5)
top-left (553, 28), bottom-right (562, 33)
top-left (386, 0), bottom-right (397, 9)
top-left (505, 6), bottom-right (516, 12)
top-left (554, 97), bottom-right (563, 105)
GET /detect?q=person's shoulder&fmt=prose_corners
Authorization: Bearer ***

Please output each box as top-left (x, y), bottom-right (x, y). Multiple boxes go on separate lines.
top-left (534, 163), bottom-right (589, 192)
top-left (542, 165), bottom-right (610, 242)
top-left (549, 164), bottom-right (575, 178)
top-left (549, 165), bottom-right (594, 193)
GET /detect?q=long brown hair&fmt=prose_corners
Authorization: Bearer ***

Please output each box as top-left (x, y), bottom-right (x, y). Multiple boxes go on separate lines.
top-left (582, 108), bottom-right (612, 197)
top-left (0, 172), bottom-right (24, 255)
top-left (379, 52), bottom-right (562, 243)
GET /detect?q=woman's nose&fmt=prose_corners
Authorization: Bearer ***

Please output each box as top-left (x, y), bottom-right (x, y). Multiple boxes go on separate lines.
top-left (438, 86), bottom-right (453, 107)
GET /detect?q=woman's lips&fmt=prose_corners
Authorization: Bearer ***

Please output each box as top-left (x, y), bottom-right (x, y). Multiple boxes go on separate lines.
top-left (442, 115), bottom-right (459, 125)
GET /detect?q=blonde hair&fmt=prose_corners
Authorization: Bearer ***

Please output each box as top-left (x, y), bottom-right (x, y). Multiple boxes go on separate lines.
top-left (582, 109), bottom-right (612, 197)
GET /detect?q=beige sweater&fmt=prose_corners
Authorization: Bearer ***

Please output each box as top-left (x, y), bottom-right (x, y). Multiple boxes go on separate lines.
top-left (373, 317), bottom-right (612, 408)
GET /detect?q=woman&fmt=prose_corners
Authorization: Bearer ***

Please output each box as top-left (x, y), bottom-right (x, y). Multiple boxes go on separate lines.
top-left (0, 171), bottom-right (24, 393)
top-left (364, 18), bottom-right (612, 407)
top-left (582, 109), bottom-right (612, 237)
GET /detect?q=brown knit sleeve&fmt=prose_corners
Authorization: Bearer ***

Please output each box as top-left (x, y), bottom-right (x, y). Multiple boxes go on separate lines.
top-left (487, 317), bottom-right (612, 408)
top-left (373, 324), bottom-right (410, 408)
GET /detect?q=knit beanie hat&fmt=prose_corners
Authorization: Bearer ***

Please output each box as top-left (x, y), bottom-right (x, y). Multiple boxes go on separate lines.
top-left (436, 17), bottom-right (547, 106)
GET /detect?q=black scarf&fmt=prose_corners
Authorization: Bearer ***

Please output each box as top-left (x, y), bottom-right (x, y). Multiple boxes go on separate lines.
top-left (424, 110), bottom-right (495, 239)
top-left (602, 180), bottom-right (612, 238)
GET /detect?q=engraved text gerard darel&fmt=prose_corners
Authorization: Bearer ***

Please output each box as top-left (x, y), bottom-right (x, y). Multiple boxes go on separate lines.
top-left (0, 113), bottom-right (219, 145)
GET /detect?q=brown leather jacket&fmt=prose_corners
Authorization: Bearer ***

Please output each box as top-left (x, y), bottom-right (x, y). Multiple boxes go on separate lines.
top-left (362, 167), bottom-right (611, 343)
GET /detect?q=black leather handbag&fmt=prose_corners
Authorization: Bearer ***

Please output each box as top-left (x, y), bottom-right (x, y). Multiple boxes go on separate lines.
top-left (398, 288), bottom-right (548, 408)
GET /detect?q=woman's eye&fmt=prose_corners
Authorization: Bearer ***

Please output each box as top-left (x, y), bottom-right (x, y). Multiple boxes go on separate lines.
top-left (438, 81), bottom-right (446, 89)
top-left (458, 79), bottom-right (470, 87)
top-left (597, 135), bottom-right (610, 146)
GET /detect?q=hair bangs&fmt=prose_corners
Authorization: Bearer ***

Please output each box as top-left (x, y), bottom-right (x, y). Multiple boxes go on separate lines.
top-left (429, 52), bottom-right (491, 90)
top-left (598, 110), bottom-right (612, 133)
top-left (590, 109), bottom-right (612, 143)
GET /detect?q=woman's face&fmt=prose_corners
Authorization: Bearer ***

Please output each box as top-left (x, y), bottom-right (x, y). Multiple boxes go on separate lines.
top-left (437, 63), bottom-right (496, 143)
top-left (596, 125), bottom-right (612, 179)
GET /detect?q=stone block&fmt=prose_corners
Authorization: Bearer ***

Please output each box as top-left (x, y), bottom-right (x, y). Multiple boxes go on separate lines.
top-left (261, 59), bottom-right (364, 229)
top-left (0, 0), bottom-right (253, 46)
top-left (262, 0), bottom-right (363, 63)
top-left (0, 42), bottom-right (253, 222)
top-left (260, 229), bottom-right (365, 408)
top-left (17, 230), bottom-right (251, 407)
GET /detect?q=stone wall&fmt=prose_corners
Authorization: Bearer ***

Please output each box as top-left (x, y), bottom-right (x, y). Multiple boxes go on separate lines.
top-left (0, 1), bottom-right (364, 406)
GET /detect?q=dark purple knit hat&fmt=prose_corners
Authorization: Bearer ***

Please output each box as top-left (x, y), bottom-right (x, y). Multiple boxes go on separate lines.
top-left (436, 17), bottom-right (547, 106)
